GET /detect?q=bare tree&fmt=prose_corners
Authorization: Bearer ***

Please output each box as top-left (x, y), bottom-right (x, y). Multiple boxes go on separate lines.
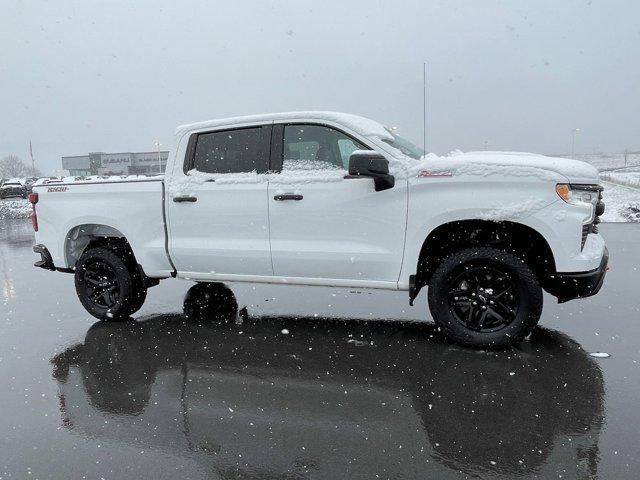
top-left (0, 155), bottom-right (40, 178)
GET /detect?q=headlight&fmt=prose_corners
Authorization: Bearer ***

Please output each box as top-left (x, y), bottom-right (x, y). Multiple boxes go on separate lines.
top-left (556, 184), bottom-right (599, 206)
top-left (556, 184), bottom-right (600, 222)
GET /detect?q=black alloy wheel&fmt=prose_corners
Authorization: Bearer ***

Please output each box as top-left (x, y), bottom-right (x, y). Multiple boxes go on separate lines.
top-left (75, 246), bottom-right (146, 321)
top-left (82, 260), bottom-right (121, 309)
top-left (428, 247), bottom-right (543, 348)
top-left (447, 264), bottom-right (519, 333)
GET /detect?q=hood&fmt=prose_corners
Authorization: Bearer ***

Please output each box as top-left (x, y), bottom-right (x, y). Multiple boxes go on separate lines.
top-left (404, 151), bottom-right (599, 184)
top-left (449, 151), bottom-right (599, 184)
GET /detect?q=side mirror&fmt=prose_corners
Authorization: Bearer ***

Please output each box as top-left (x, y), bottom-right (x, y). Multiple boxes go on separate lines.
top-left (348, 151), bottom-right (395, 192)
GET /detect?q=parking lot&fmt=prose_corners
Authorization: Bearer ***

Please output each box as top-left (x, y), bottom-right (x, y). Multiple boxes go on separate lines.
top-left (1, 218), bottom-right (639, 479)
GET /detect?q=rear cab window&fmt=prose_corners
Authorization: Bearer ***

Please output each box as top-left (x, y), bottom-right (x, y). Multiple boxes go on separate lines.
top-left (185, 125), bottom-right (271, 175)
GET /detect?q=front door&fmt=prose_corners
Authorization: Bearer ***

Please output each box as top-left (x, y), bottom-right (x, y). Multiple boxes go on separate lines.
top-left (267, 123), bottom-right (407, 286)
top-left (167, 124), bottom-right (273, 280)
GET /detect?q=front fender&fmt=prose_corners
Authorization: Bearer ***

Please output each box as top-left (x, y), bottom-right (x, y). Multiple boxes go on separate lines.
top-left (398, 179), bottom-right (566, 288)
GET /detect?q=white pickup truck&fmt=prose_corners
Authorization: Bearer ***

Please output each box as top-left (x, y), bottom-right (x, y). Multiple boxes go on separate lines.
top-left (31, 112), bottom-right (608, 347)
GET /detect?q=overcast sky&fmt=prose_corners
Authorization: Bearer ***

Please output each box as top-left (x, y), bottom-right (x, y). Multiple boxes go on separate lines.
top-left (1, 0), bottom-right (638, 174)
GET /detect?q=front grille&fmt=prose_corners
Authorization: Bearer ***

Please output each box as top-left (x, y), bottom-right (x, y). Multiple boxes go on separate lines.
top-left (581, 187), bottom-right (604, 249)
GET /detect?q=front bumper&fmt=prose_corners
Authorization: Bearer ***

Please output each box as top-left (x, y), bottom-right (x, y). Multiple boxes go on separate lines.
top-left (548, 247), bottom-right (609, 303)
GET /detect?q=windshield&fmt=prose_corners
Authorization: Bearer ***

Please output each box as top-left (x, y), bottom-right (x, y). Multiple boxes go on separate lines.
top-left (381, 132), bottom-right (425, 160)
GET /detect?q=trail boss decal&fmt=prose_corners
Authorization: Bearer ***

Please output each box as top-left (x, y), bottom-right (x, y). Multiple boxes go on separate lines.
top-left (417, 170), bottom-right (453, 177)
top-left (47, 186), bottom-right (68, 193)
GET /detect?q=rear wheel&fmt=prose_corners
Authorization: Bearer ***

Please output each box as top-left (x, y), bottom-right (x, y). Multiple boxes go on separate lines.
top-left (75, 247), bottom-right (147, 320)
top-left (427, 247), bottom-right (543, 348)
top-left (183, 282), bottom-right (238, 322)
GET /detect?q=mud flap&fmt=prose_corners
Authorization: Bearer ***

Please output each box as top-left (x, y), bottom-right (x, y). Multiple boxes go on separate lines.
top-left (409, 274), bottom-right (422, 306)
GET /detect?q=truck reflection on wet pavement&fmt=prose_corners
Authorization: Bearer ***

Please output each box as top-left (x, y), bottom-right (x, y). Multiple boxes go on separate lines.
top-left (51, 283), bottom-right (604, 479)
top-left (3, 219), bottom-right (640, 479)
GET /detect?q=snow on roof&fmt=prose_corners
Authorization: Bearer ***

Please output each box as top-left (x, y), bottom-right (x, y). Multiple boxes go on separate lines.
top-left (175, 111), bottom-right (393, 140)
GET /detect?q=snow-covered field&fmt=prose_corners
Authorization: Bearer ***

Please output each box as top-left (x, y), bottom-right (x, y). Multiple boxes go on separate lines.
top-left (566, 152), bottom-right (640, 171)
top-left (599, 180), bottom-right (640, 222)
top-left (0, 199), bottom-right (31, 220)
top-left (561, 153), bottom-right (640, 222)
top-left (600, 170), bottom-right (640, 189)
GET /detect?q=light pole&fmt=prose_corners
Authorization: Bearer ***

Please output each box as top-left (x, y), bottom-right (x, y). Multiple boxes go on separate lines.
top-left (570, 129), bottom-right (580, 159)
top-left (154, 141), bottom-right (162, 174)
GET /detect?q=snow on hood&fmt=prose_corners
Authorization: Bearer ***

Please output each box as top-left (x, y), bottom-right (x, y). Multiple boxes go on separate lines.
top-left (402, 151), bottom-right (599, 184)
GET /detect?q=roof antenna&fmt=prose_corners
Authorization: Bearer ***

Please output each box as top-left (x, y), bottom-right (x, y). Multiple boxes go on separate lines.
top-left (423, 61), bottom-right (427, 155)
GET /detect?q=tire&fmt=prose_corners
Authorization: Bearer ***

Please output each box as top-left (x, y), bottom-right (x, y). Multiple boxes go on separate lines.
top-left (127, 270), bottom-right (148, 315)
top-left (428, 247), bottom-right (543, 348)
top-left (183, 282), bottom-right (238, 322)
top-left (75, 247), bottom-right (147, 320)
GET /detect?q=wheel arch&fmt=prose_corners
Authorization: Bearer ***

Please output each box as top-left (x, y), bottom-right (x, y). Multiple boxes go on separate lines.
top-left (412, 219), bottom-right (557, 302)
top-left (64, 223), bottom-right (134, 270)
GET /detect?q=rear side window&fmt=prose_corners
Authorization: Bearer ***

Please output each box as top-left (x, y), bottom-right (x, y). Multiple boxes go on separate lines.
top-left (190, 126), bottom-right (268, 174)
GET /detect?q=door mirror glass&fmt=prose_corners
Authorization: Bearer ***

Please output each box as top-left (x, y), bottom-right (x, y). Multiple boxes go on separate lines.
top-left (348, 151), bottom-right (395, 191)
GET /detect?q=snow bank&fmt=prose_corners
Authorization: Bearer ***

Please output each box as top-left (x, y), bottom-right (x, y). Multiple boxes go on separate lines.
top-left (0, 199), bottom-right (31, 220)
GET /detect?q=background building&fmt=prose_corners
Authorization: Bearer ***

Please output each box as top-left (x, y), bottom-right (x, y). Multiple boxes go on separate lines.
top-left (62, 151), bottom-right (169, 176)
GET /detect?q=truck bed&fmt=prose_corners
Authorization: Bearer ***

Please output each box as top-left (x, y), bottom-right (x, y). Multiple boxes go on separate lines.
top-left (33, 177), bottom-right (174, 277)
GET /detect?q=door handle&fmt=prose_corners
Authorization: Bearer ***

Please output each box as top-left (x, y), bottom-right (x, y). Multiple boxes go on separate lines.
top-left (173, 196), bottom-right (198, 203)
top-left (274, 194), bottom-right (303, 201)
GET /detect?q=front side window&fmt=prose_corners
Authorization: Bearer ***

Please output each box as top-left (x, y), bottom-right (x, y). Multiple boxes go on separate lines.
top-left (282, 124), bottom-right (368, 171)
top-left (192, 127), bottom-right (265, 174)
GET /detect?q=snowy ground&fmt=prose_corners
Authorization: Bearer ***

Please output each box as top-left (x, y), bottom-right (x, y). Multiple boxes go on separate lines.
top-left (0, 198), bottom-right (31, 220)
top-left (597, 166), bottom-right (640, 222)
top-left (560, 154), bottom-right (640, 222)
top-left (601, 170), bottom-right (640, 189)
top-left (600, 180), bottom-right (640, 222)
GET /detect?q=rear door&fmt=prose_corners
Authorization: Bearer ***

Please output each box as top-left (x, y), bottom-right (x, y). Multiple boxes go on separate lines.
top-left (167, 124), bottom-right (273, 280)
top-left (267, 123), bottom-right (408, 286)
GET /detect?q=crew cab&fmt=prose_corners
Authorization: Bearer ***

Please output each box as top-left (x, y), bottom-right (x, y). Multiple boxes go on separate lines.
top-left (31, 112), bottom-right (608, 347)
top-left (1, 178), bottom-right (27, 199)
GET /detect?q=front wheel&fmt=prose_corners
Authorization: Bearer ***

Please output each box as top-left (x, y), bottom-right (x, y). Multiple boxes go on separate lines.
top-left (428, 247), bottom-right (543, 348)
top-left (75, 247), bottom-right (147, 320)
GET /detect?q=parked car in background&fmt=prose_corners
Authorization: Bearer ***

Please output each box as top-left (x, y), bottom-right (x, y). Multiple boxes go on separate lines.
top-left (0, 178), bottom-right (27, 199)
top-left (24, 177), bottom-right (39, 195)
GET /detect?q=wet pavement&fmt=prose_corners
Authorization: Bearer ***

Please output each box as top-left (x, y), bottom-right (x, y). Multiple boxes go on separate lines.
top-left (0, 219), bottom-right (639, 479)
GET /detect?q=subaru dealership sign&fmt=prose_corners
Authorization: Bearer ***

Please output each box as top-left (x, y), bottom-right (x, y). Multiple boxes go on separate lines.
top-left (101, 153), bottom-right (132, 168)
